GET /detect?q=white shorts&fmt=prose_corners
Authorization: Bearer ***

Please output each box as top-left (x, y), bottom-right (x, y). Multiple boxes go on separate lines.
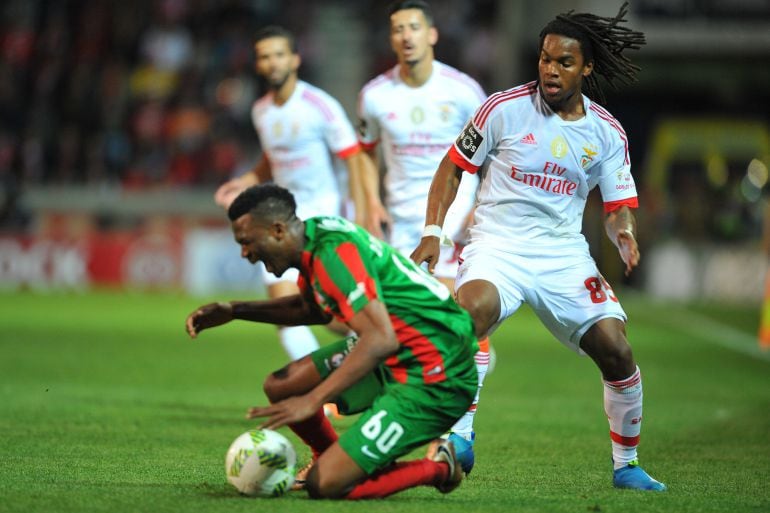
top-left (389, 219), bottom-right (462, 280)
top-left (455, 241), bottom-right (626, 353)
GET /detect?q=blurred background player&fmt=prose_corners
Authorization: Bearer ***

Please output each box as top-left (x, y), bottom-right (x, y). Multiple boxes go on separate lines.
top-left (214, 26), bottom-right (376, 361)
top-left (354, 0), bottom-right (489, 473)
top-left (186, 184), bottom-right (478, 499)
top-left (411, 3), bottom-right (666, 491)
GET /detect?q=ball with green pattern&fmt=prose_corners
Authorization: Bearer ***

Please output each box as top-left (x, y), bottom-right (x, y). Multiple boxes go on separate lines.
top-left (225, 429), bottom-right (297, 497)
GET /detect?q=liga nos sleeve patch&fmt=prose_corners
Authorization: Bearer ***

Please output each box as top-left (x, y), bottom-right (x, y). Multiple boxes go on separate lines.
top-left (456, 121), bottom-right (483, 159)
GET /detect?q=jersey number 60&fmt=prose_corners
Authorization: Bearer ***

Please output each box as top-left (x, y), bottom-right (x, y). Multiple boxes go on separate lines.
top-left (361, 409), bottom-right (405, 454)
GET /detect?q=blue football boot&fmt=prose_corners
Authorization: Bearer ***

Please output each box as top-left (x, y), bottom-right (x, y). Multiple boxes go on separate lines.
top-left (447, 432), bottom-right (475, 475)
top-left (613, 460), bottom-right (667, 491)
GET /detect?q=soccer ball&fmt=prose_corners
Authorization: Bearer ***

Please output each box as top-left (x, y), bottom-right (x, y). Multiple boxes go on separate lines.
top-left (225, 429), bottom-right (297, 497)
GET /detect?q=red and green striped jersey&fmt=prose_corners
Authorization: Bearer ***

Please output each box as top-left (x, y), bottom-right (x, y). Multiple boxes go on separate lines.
top-left (298, 216), bottom-right (478, 386)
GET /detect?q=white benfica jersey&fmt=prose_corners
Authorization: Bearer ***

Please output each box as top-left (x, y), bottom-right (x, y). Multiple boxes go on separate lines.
top-left (448, 81), bottom-right (638, 254)
top-left (358, 61), bottom-right (486, 240)
top-left (251, 80), bottom-right (359, 219)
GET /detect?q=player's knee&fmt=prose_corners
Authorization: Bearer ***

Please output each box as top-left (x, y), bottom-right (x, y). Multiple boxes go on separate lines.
top-left (456, 293), bottom-right (497, 336)
top-left (581, 320), bottom-right (636, 379)
top-left (305, 466), bottom-right (348, 499)
top-left (614, 340), bottom-right (635, 374)
top-left (262, 364), bottom-right (291, 402)
top-left (614, 339), bottom-right (634, 364)
top-left (598, 338), bottom-right (635, 379)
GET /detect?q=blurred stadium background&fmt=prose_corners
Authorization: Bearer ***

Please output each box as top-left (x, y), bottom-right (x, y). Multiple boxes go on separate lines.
top-left (0, 0), bottom-right (769, 308)
top-left (1, 2), bottom-right (769, 511)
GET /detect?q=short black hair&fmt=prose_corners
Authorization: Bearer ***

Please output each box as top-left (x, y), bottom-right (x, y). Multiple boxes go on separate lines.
top-left (539, 2), bottom-right (645, 103)
top-left (227, 184), bottom-right (297, 223)
top-left (388, 0), bottom-right (434, 26)
top-left (254, 25), bottom-right (298, 54)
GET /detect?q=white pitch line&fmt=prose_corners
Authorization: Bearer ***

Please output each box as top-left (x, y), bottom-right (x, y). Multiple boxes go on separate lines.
top-left (639, 306), bottom-right (770, 363)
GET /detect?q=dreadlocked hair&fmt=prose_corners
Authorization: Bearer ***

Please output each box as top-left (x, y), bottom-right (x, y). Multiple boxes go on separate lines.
top-left (539, 1), bottom-right (646, 104)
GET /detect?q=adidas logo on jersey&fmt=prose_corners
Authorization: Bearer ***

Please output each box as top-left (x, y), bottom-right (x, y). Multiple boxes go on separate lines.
top-left (520, 133), bottom-right (537, 145)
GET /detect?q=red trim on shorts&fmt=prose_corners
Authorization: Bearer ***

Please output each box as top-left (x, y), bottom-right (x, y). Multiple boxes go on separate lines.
top-left (448, 147), bottom-right (480, 173)
top-left (389, 315), bottom-right (447, 384)
top-left (603, 198), bottom-right (638, 213)
top-left (336, 143), bottom-right (360, 159)
top-left (610, 430), bottom-right (640, 447)
top-left (359, 140), bottom-right (378, 151)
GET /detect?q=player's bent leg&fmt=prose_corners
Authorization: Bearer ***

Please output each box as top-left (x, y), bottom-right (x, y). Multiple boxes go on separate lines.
top-left (289, 339), bottom-right (385, 491)
top-left (580, 318), bottom-right (666, 492)
top-left (426, 278), bottom-right (488, 474)
top-left (260, 351), bottom-right (343, 486)
top-left (337, 368), bottom-right (474, 499)
top-left (308, 441), bottom-right (461, 500)
top-left (434, 336), bottom-right (489, 474)
top-left (306, 443), bottom-right (367, 499)
top-left (262, 356), bottom-right (323, 403)
top-left (455, 279), bottom-right (501, 339)
top-left (579, 317), bottom-right (635, 381)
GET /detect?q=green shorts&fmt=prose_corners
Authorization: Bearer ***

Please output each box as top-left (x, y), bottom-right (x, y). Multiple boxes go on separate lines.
top-left (311, 337), bottom-right (477, 475)
top-left (311, 336), bottom-right (384, 415)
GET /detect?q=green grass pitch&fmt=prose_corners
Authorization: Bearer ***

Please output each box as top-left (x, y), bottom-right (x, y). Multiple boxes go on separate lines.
top-left (1, 290), bottom-right (768, 513)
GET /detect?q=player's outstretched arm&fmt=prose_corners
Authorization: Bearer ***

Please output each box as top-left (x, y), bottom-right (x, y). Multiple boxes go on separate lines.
top-left (410, 154), bottom-right (463, 273)
top-left (185, 294), bottom-right (331, 339)
top-left (185, 302), bottom-right (234, 338)
top-left (246, 299), bottom-right (396, 429)
top-left (605, 205), bottom-right (640, 276)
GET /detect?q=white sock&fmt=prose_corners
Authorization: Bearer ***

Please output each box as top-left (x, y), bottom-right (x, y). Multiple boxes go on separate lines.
top-left (604, 366), bottom-right (643, 469)
top-left (278, 326), bottom-right (319, 360)
top-left (449, 349), bottom-right (490, 439)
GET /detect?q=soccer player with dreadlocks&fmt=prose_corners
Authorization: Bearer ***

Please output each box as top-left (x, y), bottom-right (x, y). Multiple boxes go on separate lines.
top-left (412, 3), bottom-right (666, 491)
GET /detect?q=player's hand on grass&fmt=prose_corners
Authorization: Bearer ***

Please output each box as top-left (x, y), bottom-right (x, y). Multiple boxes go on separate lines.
top-left (245, 395), bottom-right (321, 429)
top-left (185, 302), bottom-right (233, 338)
top-left (410, 236), bottom-right (441, 274)
top-left (615, 229), bottom-right (640, 276)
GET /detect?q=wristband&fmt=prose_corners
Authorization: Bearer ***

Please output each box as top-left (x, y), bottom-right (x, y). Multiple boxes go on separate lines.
top-left (422, 224), bottom-right (442, 238)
